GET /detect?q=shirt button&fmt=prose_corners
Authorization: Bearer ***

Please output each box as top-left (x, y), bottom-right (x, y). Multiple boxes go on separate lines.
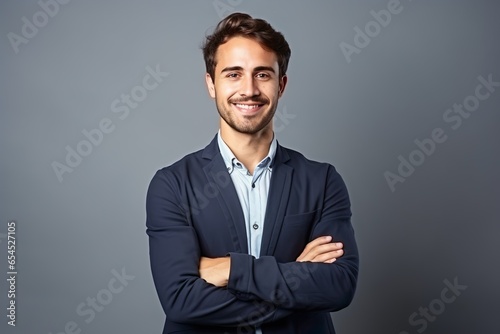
top-left (253, 223), bottom-right (259, 230)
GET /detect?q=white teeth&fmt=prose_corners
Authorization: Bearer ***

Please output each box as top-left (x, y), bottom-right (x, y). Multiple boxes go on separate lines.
top-left (235, 104), bottom-right (260, 110)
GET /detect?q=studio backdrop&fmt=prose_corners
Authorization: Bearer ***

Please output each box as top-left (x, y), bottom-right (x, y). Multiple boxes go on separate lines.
top-left (1, 1), bottom-right (499, 333)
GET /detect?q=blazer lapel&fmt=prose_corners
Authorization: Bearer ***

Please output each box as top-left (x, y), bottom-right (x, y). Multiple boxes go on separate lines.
top-left (260, 144), bottom-right (293, 256)
top-left (202, 136), bottom-right (248, 253)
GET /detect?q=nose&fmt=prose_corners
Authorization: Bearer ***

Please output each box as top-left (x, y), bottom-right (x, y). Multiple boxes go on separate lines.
top-left (239, 75), bottom-right (260, 97)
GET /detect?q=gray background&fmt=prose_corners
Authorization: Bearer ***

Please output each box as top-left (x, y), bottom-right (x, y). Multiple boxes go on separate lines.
top-left (1, 0), bottom-right (499, 333)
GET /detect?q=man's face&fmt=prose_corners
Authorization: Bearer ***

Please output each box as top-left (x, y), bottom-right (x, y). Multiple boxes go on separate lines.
top-left (205, 36), bottom-right (287, 135)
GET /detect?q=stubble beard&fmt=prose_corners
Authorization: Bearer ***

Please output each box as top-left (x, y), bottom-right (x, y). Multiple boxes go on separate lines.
top-left (215, 96), bottom-right (276, 135)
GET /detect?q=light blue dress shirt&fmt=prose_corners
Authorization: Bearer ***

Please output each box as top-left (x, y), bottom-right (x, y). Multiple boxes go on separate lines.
top-left (217, 131), bottom-right (277, 334)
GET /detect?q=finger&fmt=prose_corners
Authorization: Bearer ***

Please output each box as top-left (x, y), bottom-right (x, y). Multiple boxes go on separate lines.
top-left (296, 236), bottom-right (333, 261)
top-left (297, 243), bottom-right (332, 261)
top-left (303, 243), bottom-right (342, 260)
top-left (302, 236), bottom-right (332, 253)
top-left (298, 243), bottom-right (344, 262)
top-left (312, 249), bottom-right (344, 263)
top-left (327, 242), bottom-right (343, 251)
top-left (316, 242), bottom-right (343, 255)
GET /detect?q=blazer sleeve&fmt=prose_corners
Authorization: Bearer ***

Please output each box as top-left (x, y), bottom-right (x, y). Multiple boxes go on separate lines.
top-left (146, 169), bottom-right (293, 326)
top-left (227, 165), bottom-right (359, 311)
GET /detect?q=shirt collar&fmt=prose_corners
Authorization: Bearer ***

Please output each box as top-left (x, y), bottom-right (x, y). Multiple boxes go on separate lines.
top-left (217, 130), bottom-right (277, 174)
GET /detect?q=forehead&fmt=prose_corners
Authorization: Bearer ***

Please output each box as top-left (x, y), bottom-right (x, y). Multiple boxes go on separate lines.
top-left (215, 36), bottom-right (278, 70)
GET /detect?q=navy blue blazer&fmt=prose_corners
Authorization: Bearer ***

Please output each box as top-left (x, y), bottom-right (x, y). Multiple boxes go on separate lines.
top-left (146, 135), bottom-right (359, 334)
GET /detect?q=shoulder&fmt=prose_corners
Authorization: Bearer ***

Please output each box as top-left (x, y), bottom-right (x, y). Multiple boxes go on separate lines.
top-left (278, 145), bottom-right (348, 196)
top-left (146, 148), bottom-right (212, 207)
top-left (153, 147), bottom-right (207, 183)
top-left (279, 145), bottom-right (340, 176)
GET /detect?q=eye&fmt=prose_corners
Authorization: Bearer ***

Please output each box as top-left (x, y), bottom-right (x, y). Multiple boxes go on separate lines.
top-left (226, 73), bottom-right (239, 78)
top-left (255, 72), bottom-right (270, 79)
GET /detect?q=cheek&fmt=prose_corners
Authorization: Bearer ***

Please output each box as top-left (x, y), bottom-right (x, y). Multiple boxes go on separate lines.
top-left (215, 83), bottom-right (237, 100)
top-left (261, 82), bottom-right (280, 96)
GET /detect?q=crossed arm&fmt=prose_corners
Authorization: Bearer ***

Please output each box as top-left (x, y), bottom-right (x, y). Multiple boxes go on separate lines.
top-left (147, 166), bottom-right (358, 326)
top-left (199, 236), bottom-right (344, 287)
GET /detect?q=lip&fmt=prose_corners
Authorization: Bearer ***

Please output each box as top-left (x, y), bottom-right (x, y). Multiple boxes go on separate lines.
top-left (231, 103), bottom-right (265, 114)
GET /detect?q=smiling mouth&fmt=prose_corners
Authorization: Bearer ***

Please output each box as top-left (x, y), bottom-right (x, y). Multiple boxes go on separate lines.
top-left (232, 103), bottom-right (264, 111)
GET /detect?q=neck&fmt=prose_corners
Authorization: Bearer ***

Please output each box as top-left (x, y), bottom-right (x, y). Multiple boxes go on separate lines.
top-left (220, 124), bottom-right (274, 174)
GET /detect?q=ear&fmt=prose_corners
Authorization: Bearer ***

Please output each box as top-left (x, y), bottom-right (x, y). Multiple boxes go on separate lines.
top-left (278, 75), bottom-right (288, 98)
top-left (205, 73), bottom-right (216, 99)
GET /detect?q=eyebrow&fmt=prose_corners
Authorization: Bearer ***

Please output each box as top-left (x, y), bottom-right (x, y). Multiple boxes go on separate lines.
top-left (220, 66), bottom-right (276, 74)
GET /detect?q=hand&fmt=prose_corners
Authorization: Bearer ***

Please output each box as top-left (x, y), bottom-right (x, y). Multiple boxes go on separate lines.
top-left (296, 236), bottom-right (343, 263)
top-left (199, 257), bottom-right (231, 287)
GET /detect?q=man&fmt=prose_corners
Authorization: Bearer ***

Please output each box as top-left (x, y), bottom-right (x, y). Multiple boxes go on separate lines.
top-left (146, 12), bottom-right (359, 334)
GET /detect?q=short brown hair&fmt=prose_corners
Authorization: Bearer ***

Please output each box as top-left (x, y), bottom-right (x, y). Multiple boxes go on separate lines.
top-left (202, 12), bottom-right (291, 81)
